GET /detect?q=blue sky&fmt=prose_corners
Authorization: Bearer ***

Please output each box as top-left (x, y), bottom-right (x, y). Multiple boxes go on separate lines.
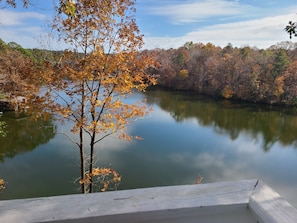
top-left (0, 0), bottom-right (297, 49)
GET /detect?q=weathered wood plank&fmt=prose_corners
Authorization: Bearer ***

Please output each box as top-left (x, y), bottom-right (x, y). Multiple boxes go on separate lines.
top-left (0, 179), bottom-right (257, 223)
top-left (249, 180), bottom-right (297, 223)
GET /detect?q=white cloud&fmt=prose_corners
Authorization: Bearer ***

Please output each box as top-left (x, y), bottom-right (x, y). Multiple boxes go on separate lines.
top-left (184, 13), bottom-right (295, 47)
top-left (0, 9), bottom-right (48, 48)
top-left (0, 26), bottom-right (47, 48)
top-left (142, 36), bottom-right (184, 49)
top-left (0, 10), bottom-right (46, 26)
top-left (150, 0), bottom-right (257, 24)
top-left (143, 13), bottom-right (297, 49)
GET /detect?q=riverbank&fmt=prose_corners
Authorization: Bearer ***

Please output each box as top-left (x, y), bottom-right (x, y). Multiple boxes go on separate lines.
top-left (147, 43), bottom-right (297, 106)
top-left (149, 85), bottom-right (297, 107)
top-left (0, 100), bottom-right (12, 112)
top-left (0, 95), bottom-right (29, 112)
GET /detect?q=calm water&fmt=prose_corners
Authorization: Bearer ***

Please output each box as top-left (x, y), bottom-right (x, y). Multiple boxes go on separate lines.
top-left (1, 88), bottom-right (297, 207)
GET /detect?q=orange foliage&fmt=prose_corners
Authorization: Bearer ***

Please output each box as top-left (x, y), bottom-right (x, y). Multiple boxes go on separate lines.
top-left (274, 75), bottom-right (285, 96)
top-left (194, 176), bottom-right (204, 185)
top-left (0, 47), bottom-right (35, 98)
top-left (34, 0), bottom-right (157, 193)
top-left (80, 168), bottom-right (121, 192)
top-left (0, 178), bottom-right (5, 190)
top-left (148, 42), bottom-right (297, 105)
top-left (222, 86), bottom-right (234, 99)
top-left (179, 69), bottom-right (189, 78)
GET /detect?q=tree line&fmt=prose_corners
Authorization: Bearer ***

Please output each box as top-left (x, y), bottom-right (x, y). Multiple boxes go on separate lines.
top-left (0, 39), bottom-right (33, 100)
top-left (0, 39), bottom-right (63, 101)
top-left (145, 41), bottom-right (297, 105)
top-left (3, 39), bottom-right (297, 106)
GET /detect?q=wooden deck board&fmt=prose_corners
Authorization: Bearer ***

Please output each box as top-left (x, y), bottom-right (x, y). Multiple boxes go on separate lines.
top-left (0, 179), bottom-right (296, 223)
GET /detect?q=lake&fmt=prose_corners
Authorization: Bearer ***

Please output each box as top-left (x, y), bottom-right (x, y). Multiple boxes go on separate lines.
top-left (0, 88), bottom-right (297, 207)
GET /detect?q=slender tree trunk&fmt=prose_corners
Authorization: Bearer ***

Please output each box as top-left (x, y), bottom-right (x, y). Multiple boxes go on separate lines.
top-left (80, 81), bottom-right (86, 193)
top-left (79, 127), bottom-right (85, 193)
top-left (89, 133), bottom-right (95, 193)
top-left (89, 88), bottom-right (98, 193)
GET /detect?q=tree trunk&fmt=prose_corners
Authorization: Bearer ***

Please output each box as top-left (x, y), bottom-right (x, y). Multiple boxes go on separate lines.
top-left (79, 127), bottom-right (85, 193)
top-left (89, 134), bottom-right (95, 193)
top-left (80, 81), bottom-right (86, 193)
top-left (89, 89), bottom-right (97, 193)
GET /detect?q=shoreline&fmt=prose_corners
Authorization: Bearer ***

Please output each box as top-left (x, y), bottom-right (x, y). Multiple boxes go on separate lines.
top-left (149, 85), bottom-right (297, 107)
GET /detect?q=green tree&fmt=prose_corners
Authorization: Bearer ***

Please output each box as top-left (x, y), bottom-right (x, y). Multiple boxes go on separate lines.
top-left (0, 120), bottom-right (7, 137)
top-left (285, 21), bottom-right (297, 39)
top-left (32, 0), bottom-right (156, 193)
top-left (173, 53), bottom-right (186, 67)
top-left (0, 39), bottom-right (8, 51)
top-left (271, 49), bottom-right (290, 80)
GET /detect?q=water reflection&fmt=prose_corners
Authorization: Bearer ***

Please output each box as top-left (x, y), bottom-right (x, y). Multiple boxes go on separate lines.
top-left (0, 89), bottom-right (297, 207)
top-left (146, 88), bottom-right (297, 151)
top-left (0, 112), bottom-right (55, 161)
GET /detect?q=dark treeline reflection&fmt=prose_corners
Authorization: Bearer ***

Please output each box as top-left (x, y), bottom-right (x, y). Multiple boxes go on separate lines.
top-left (145, 88), bottom-right (297, 151)
top-left (0, 112), bottom-right (55, 161)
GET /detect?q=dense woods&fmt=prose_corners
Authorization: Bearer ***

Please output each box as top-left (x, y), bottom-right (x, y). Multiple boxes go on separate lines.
top-left (0, 38), bottom-right (64, 110)
top-left (0, 40), bottom-right (35, 100)
top-left (2, 39), bottom-right (297, 107)
top-left (146, 41), bottom-right (297, 105)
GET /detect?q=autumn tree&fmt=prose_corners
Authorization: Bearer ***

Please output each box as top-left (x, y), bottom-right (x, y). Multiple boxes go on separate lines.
top-left (0, 113), bottom-right (4, 189)
top-left (0, 39), bottom-right (36, 102)
top-left (282, 61), bottom-right (297, 103)
top-left (33, 0), bottom-right (156, 193)
top-left (148, 42), bottom-right (297, 105)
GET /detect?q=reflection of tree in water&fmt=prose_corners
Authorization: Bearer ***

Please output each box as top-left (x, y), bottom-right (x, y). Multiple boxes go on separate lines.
top-left (0, 112), bottom-right (55, 162)
top-left (0, 118), bottom-right (7, 137)
top-left (145, 88), bottom-right (297, 151)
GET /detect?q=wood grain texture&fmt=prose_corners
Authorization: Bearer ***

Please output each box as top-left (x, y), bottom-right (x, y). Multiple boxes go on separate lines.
top-left (250, 180), bottom-right (297, 223)
top-left (2, 179), bottom-right (295, 223)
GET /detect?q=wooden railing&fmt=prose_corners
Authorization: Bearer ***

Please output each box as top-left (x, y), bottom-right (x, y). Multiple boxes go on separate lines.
top-left (0, 179), bottom-right (296, 223)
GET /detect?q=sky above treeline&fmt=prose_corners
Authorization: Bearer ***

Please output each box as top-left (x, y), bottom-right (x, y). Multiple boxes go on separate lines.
top-left (0, 0), bottom-right (297, 50)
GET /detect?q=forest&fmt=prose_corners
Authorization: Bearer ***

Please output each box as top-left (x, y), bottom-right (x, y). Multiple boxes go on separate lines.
top-left (0, 39), bottom-right (61, 102)
top-left (146, 41), bottom-right (297, 105)
top-left (2, 39), bottom-right (297, 106)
